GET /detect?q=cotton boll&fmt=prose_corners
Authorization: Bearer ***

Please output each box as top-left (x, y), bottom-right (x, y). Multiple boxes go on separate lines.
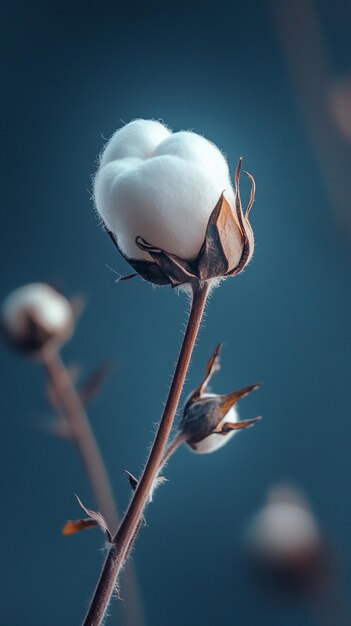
top-left (154, 131), bottom-right (233, 194)
top-left (100, 119), bottom-right (171, 166)
top-left (96, 154), bottom-right (242, 262)
top-left (94, 119), bottom-right (244, 264)
top-left (192, 400), bottom-right (239, 454)
top-left (248, 487), bottom-right (321, 565)
top-left (2, 283), bottom-right (73, 352)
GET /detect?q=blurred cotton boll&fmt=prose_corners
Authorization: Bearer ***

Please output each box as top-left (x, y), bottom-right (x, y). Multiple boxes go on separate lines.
top-left (94, 118), bottom-right (242, 263)
top-left (1, 283), bottom-right (74, 354)
top-left (248, 486), bottom-right (321, 567)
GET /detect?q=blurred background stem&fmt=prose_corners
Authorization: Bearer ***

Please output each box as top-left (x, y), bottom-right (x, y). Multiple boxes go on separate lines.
top-left (40, 346), bottom-right (145, 626)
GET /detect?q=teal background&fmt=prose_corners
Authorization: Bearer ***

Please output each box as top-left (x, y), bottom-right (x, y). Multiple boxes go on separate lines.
top-left (1, 1), bottom-right (351, 624)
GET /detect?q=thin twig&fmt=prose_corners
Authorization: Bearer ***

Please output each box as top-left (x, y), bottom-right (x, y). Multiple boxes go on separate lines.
top-left (82, 280), bottom-right (210, 626)
top-left (40, 347), bottom-right (145, 626)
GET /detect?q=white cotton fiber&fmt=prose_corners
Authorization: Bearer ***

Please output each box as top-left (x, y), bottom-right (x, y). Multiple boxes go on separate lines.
top-left (94, 119), bottom-right (242, 262)
top-left (2, 283), bottom-right (73, 340)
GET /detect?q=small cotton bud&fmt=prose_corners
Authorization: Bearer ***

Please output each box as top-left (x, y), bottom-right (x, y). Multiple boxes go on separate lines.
top-left (1, 283), bottom-right (73, 353)
top-left (179, 344), bottom-right (260, 453)
top-left (247, 486), bottom-right (321, 569)
top-left (94, 119), bottom-right (255, 286)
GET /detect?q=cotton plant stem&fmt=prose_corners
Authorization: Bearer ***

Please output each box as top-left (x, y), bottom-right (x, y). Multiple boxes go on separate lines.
top-left (82, 280), bottom-right (210, 626)
top-left (40, 348), bottom-right (145, 626)
top-left (159, 432), bottom-right (187, 469)
top-left (41, 348), bottom-right (118, 530)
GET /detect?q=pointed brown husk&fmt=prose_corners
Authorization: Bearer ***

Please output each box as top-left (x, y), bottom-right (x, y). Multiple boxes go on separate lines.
top-left (179, 344), bottom-right (261, 448)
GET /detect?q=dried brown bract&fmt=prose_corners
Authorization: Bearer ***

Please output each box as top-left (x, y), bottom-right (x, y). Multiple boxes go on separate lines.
top-left (179, 344), bottom-right (261, 453)
top-left (106, 158), bottom-right (255, 287)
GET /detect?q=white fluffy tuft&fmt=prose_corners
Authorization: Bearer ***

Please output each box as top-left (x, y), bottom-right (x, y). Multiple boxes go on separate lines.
top-left (248, 488), bottom-right (321, 561)
top-left (2, 283), bottom-right (73, 340)
top-left (94, 119), bottom-right (242, 262)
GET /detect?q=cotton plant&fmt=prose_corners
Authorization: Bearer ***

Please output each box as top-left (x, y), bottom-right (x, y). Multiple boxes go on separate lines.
top-left (246, 486), bottom-right (338, 617)
top-left (1, 282), bottom-right (144, 626)
top-left (67, 118), bottom-right (261, 626)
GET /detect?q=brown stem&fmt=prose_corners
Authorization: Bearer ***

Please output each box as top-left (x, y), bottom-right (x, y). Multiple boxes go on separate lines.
top-left (41, 348), bottom-right (118, 530)
top-left (41, 348), bottom-right (145, 626)
top-left (82, 280), bottom-right (210, 626)
top-left (159, 432), bottom-right (187, 469)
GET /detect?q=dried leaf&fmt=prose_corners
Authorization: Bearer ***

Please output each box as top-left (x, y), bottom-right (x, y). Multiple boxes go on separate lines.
top-left (79, 361), bottom-right (113, 404)
top-left (62, 518), bottom-right (99, 535)
top-left (197, 193), bottom-right (242, 278)
top-left (229, 159), bottom-right (255, 276)
top-left (75, 495), bottom-right (112, 542)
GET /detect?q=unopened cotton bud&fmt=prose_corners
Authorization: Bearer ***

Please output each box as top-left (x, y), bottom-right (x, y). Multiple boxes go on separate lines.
top-left (248, 486), bottom-right (321, 568)
top-left (1, 283), bottom-right (73, 353)
top-left (94, 119), bottom-right (255, 286)
top-left (179, 344), bottom-right (260, 453)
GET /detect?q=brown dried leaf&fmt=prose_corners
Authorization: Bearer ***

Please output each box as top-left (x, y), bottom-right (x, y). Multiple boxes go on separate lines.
top-left (62, 518), bottom-right (99, 535)
top-left (197, 194), bottom-right (241, 279)
top-left (79, 361), bottom-right (113, 404)
top-left (75, 495), bottom-right (112, 542)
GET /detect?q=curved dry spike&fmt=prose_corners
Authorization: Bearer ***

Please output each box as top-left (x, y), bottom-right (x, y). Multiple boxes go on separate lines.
top-left (243, 171), bottom-right (256, 217)
top-left (75, 495), bottom-right (112, 542)
top-left (124, 470), bottom-right (138, 491)
top-left (213, 416), bottom-right (261, 434)
top-left (234, 158), bottom-right (246, 236)
top-left (197, 343), bottom-right (224, 395)
top-left (217, 383), bottom-right (261, 416)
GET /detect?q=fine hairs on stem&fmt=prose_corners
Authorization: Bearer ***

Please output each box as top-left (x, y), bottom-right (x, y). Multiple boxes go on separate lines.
top-left (82, 281), bottom-right (210, 626)
top-left (39, 345), bottom-right (145, 626)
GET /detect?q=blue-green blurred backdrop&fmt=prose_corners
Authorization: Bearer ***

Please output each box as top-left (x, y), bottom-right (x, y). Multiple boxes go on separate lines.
top-left (1, 1), bottom-right (351, 625)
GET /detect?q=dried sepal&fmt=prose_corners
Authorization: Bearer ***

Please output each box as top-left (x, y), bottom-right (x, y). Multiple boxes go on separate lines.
top-left (216, 384), bottom-right (261, 418)
top-left (194, 342), bottom-right (223, 399)
top-left (62, 495), bottom-right (113, 542)
top-left (124, 470), bottom-right (138, 491)
top-left (124, 469), bottom-right (167, 503)
top-left (213, 416), bottom-right (261, 434)
top-left (104, 159), bottom-right (256, 287)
